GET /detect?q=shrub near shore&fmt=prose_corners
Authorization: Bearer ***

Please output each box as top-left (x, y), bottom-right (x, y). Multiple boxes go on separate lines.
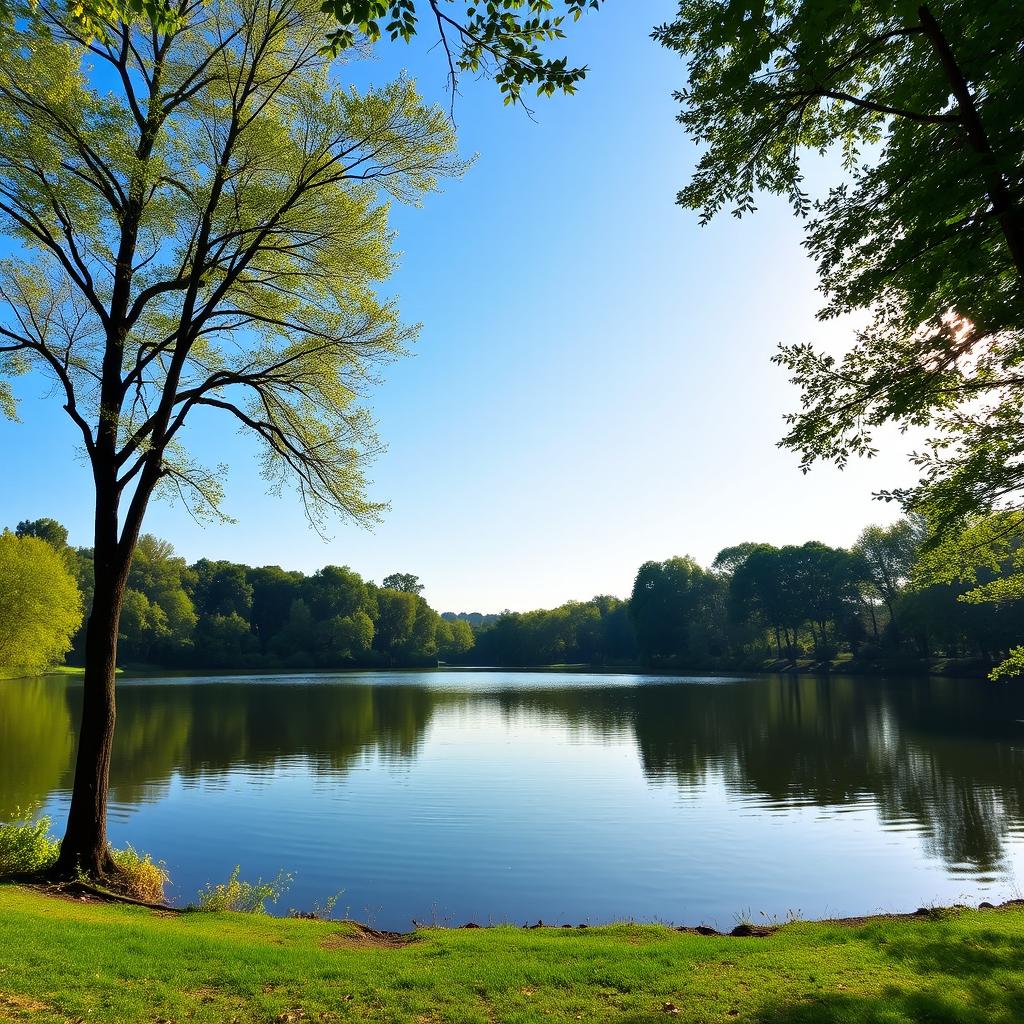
top-left (0, 814), bottom-right (167, 904)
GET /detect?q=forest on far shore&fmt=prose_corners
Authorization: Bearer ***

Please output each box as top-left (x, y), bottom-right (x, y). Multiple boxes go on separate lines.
top-left (3, 515), bottom-right (1021, 678)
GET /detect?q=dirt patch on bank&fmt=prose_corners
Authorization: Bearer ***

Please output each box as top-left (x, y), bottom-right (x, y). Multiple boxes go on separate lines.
top-left (321, 921), bottom-right (415, 951)
top-left (0, 991), bottom-right (51, 1016)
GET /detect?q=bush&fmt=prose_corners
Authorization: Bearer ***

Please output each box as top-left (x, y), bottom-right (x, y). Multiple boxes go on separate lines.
top-left (108, 845), bottom-right (169, 904)
top-left (0, 812), bottom-right (167, 902)
top-left (192, 866), bottom-right (292, 914)
top-left (0, 812), bottom-right (59, 875)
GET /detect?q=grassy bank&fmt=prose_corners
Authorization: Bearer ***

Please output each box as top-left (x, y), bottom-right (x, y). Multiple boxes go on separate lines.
top-left (1, 887), bottom-right (1022, 1023)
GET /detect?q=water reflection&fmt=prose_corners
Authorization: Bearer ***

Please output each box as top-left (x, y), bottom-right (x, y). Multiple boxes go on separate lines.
top-left (4, 673), bottom-right (1024, 874)
top-left (490, 677), bottom-right (1024, 872)
top-left (0, 678), bottom-right (74, 818)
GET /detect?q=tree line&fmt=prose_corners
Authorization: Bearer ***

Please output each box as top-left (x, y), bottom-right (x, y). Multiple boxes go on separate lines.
top-left (4, 518), bottom-right (473, 672)
top-left (5, 513), bottom-right (1023, 675)
top-left (5, 513), bottom-right (1021, 676)
top-left (469, 519), bottom-right (1024, 672)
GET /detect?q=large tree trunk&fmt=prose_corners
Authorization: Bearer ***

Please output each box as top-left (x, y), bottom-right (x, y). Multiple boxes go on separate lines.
top-left (53, 490), bottom-right (133, 879)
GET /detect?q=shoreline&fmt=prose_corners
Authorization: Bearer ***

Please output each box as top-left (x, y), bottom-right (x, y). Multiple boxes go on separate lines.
top-left (448, 656), bottom-right (997, 681)
top-left (12, 881), bottom-right (1019, 936)
top-left (12, 655), bottom-right (994, 682)
top-left (438, 898), bottom-right (1024, 938)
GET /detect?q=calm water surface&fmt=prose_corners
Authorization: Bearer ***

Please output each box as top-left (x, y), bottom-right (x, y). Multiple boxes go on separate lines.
top-left (3, 670), bottom-right (1024, 928)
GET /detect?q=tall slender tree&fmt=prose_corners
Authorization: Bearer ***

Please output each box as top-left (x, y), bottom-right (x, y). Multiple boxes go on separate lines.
top-left (853, 519), bottom-right (925, 627)
top-left (0, 0), bottom-right (460, 879)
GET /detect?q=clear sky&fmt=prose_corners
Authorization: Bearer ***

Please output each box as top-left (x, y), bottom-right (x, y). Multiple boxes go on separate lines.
top-left (0, 1), bottom-right (914, 613)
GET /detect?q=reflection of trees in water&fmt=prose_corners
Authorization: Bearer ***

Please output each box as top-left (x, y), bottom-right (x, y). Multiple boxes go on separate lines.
top-left (0, 678), bottom-right (74, 818)
top-left (94, 683), bottom-right (442, 804)
top-left (496, 676), bottom-right (1024, 873)
top-left (6, 675), bottom-right (1024, 870)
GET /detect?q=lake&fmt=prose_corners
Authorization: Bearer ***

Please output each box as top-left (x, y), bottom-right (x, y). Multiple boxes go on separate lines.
top-left (3, 670), bottom-right (1024, 929)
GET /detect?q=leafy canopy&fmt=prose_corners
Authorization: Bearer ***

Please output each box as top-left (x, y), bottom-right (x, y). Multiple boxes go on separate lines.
top-left (381, 572), bottom-right (423, 594)
top-left (15, 518), bottom-right (70, 549)
top-left (320, 0), bottom-right (605, 105)
top-left (911, 510), bottom-right (1024, 679)
top-left (14, 0), bottom-right (605, 107)
top-left (0, 0), bottom-right (463, 537)
top-left (852, 518), bottom-right (925, 616)
top-left (656, 1), bottom-right (1024, 545)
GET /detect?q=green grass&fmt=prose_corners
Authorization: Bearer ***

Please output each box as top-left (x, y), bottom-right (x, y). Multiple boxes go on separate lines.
top-left (0, 666), bottom-right (130, 679)
top-left (0, 666), bottom-right (84, 680)
top-left (1, 887), bottom-right (1023, 1023)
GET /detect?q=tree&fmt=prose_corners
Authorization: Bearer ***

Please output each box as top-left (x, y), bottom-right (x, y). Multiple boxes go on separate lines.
top-left (117, 588), bottom-right (169, 662)
top-left (853, 519), bottom-right (925, 628)
top-left (409, 596), bottom-right (441, 658)
top-left (785, 541), bottom-right (862, 655)
top-left (0, 532), bottom-right (83, 673)
top-left (381, 572), bottom-right (424, 594)
top-left (191, 560), bottom-right (254, 620)
top-left (374, 588), bottom-right (419, 658)
top-left (0, 0), bottom-right (459, 879)
top-left (597, 597), bottom-right (638, 662)
top-left (249, 567), bottom-right (305, 652)
top-left (725, 542), bottom-right (859, 656)
top-left (305, 564), bottom-right (374, 620)
top-left (711, 542), bottom-right (765, 577)
top-left (728, 545), bottom-right (793, 655)
top-left (15, 517), bottom-right (70, 550)
top-left (315, 608), bottom-right (374, 662)
top-left (629, 556), bottom-right (723, 661)
top-left (193, 612), bottom-right (260, 668)
top-left (114, 535), bottom-right (198, 664)
top-left (437, 617), bottom-right (474, 659)
top-left (270, 598), bottom-right (316, 663)
top-left (911, 512), bottom-right (1024, 678)
top-left (656, 2), bottom-right (1024, 539)
top-left (126, 536), bottom-right (197, 660)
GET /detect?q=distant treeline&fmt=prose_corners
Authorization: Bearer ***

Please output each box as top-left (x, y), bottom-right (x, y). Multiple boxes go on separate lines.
top-left (469, 520), bottom-right (1023, 671)
top-left (9, 520), bottom-right (472, 670)
top-left (6, 516), bottom-right (1023, 673)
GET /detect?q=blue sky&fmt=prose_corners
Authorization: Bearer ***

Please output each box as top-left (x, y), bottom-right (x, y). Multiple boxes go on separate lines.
top-left (0, 1), bottom-right (913, 612)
